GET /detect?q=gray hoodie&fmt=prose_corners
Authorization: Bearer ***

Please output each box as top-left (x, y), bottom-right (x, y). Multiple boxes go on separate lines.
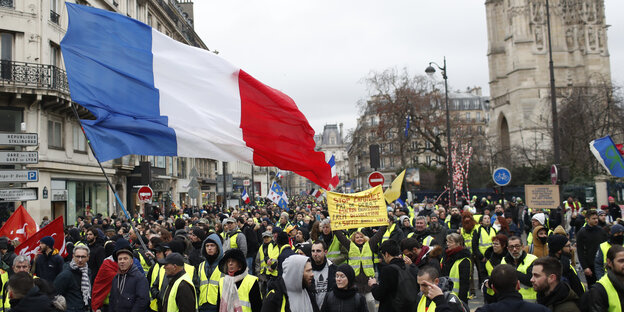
top-left (197, 233), bottom-right (224, 311)
top-left (283, 255), bottom-right (314, 312)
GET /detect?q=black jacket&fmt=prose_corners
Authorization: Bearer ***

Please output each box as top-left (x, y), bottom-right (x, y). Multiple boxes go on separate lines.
top-left (87, 238), bottom-right (106, 283)
top-left (371, 257), bottom-right (418, 312)
top-left (320, 288), bottom-right (367, 312)
top-left (261, 278), bottom-right (319, 312)
top-left (441, 248), bottom-right (472, 303)
top-left (277, 246), bottom-right (295, 276)
top-left (476, 291), bottom-right (551, 312)
top-left (109, 264), bottom-right (150, 312)
top-left (241, 223), bottom-right (259, 258)
top-left (34, 251), bottom-right (64, 284)
top-left (416, 292), bottom-right (468, 312)
top-left (53, 263), bottom-right (92, 311)
top-left (536, 281), bottom-right (580, 312)
top-left (7, 285), bottom-right (57, 312)
top-left (608, 202), bottom-right (621, 221)
top-left (576, 224), bottom-right (607, 270)
top-left (581, 269), bottom-right (624, 312)
top-left (502, 251), bottom-right (535, 289)
top-left (472, 226), bottom-right (496, 259)
top-left (161, 270), bottom-right (196, 312)
top-left (311, 258), bottom-right (337, 305)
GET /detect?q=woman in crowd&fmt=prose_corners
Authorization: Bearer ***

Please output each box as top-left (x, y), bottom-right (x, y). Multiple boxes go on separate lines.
top-left (321, 264), bottom-right (368, 312)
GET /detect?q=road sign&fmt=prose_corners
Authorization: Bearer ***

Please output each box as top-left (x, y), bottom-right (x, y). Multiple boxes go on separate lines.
top-left (0, 170), bottom-right (39, 182)
top-left (551, 165), bottom-right (558, 185)
top-left (137, 186), bottom-right (153, 202)
top-left (492, 167), bottom-right (512, 186)
top-left (0, 133), bottom-right (38, 146)
top-left (0, 188), bottom-right (38, 202)
top-left (243, 179), bottom-right (250, 186)
top-left (368, 171), bottom-right (385, 187)
top-left (0, 151), bottom-right (38, 164)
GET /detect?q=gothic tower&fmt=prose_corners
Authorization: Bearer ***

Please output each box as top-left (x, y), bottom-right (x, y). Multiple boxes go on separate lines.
top-left (485, 0), bottom-right (611, 165)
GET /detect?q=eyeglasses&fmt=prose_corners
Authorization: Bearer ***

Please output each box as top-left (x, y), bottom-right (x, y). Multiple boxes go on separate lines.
top-left (74, 255), bottom-right (88, 259)
top-left (508, 245), bottom-right (522, 250)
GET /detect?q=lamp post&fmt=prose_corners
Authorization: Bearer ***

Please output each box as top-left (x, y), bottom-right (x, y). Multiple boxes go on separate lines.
top-left (426, 57), bottom-right (453, 206)
top-left (545, 0), bottom-right (560, 163)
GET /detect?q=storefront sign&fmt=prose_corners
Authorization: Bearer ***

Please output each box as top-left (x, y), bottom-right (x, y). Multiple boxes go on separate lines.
top-left (51, 189), bottom-right (68, 201)
top-left (0, 188), bottom-right (38, 202)
top-left (327, 186), bottom-right (388, 230)
top-left (0, 152), bottom-right (38, 164)
top-left (0, 170), bottom-right (38, 182)
top-left (525, 185), bottom-right (560, 210)
top-left (0, 133), bottom-right (38, 146)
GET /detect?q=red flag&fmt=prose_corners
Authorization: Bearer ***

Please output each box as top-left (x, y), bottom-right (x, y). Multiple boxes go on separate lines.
top-left (617, 143), bottom-right (624, 156)
top-left (0, 205), bottom-right (38, 242)
top-left (15, 216), bottom-right (67, 261)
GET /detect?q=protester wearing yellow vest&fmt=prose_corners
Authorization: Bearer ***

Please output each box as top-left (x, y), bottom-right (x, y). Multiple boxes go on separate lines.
top-left (546, 234), bottom-right (585, 298)
top-left (222, 218), bottom-right (248, 257)
top-left (261, 255), bottom-right (317, 312)
top-left (195, 233), bottom-right (224, 312)
top-left (416, 265), bottom-right (467, 312)
top-left (472, 215), bottom-right (497, 288)
top-left (319, 219), bottom-right (347, 265)
top-left (583, 244), bottom-right (624, 312)
top-left (213, 249), bottom-right (262, 312)
top-left (441, 233), bottom-right (472, 304)
top-left (256, 231), bottom-right (278, 295)
top-left (501, 236), bottom-right (538, 302)
top-left (159, 252), bottom-right (197, 312)
top-left (595, 224), bottom-right (624, 280)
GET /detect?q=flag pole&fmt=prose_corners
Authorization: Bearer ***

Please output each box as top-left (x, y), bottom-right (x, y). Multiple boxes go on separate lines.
top-left (70, 103), bottom-right (154, 265)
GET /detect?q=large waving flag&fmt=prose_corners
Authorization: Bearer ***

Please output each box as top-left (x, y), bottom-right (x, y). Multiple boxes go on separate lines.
top-left (60, 3), bottom-right (332, 189)
top-left (590, 135), bottom-right (624, 177)
top-left (0, 205), bottom-right (38, 242)
top-left (241, 189), bottom-right (251, 204)
top-left (267, 182), bottom-right (289, 209)
top-left (15, 216), bottom-right (67, 261)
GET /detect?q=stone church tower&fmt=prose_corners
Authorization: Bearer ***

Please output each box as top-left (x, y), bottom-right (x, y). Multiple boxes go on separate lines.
top-left (485, 0), bottom-right (611, 164)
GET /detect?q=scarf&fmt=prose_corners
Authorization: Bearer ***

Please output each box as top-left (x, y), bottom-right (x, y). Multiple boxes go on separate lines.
top-left (413, 245), bottom-right (430, 266)
top-left (69, 260), bottom-right (91, 307)
top-left (445, 246), bottom-right (463, 258)
top-left (219, 270), bottom-right (248, 312)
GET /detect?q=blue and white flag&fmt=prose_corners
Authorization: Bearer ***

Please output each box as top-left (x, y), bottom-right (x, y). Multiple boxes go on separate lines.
top-left (267, 182), bottom-right (289, 209)
top-left (590, 135), bottom-right (624, 177)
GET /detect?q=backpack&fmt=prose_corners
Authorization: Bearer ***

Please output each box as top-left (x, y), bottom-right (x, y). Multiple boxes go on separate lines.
top-left (390, 264), bottom-right (419, 312)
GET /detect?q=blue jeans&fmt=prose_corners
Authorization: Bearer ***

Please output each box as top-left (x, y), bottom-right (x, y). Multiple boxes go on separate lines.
top-left (247, 257), bottom-right (254, 274)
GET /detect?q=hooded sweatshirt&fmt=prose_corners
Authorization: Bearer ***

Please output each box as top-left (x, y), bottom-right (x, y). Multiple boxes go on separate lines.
top-left (283, 255), bottom-right (315, 312)
top-left (196, 233), bottom-right (224, 311)
top-left (526, 226), bottom-right (549, 257)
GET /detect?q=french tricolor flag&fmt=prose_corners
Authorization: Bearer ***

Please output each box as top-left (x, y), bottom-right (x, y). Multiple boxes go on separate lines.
top-left (276, 172), bottom-right (284, 179)
top-left (241, 189), bottom-right (251, 204)
top-left (60, 4), bottom-right (332, 189)
top-left (328, 155), bottom-right (340, 187)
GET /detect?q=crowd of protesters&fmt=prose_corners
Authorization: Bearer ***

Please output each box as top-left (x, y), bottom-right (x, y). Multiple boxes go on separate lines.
top-left (0, 193), bottom-right (622, 311)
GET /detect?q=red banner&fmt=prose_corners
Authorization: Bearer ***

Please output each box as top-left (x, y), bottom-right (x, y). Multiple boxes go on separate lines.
top-left (0, 205), bottom-right (38, 242)
top-left (15, 216), bottom-right (67, 261)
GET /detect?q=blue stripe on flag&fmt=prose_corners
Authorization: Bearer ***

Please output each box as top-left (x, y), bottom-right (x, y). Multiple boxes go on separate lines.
top-left (61, 3), bottom-right (177, 161)
top-left (590, 135), bottom-right (624, 177)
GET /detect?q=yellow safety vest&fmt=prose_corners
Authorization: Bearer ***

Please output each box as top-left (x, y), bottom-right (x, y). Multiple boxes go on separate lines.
top-left (478, 226), bottom-right (497, 255)
top-left (600, 242), bottom-right (612, 274)
top-left (597, 274), bottom-right (623, 312)
top-left (148, 263), bottom-right (160, 308)
top-left (417, 294), bottom-right (435, 312)
top-left (569, 264), bottom-right (586, 291)
top-left (150, 263), bottom-right (196, 310)
top-left (137, 251), bottom-right (151, 276)
top-left (348, 242), bottom-right (375, 277)
top-left (326, 236), bottom-right (342, 263)
top-left (265, 290), bottom-right (287, 311)
top-left (460, 227), bottom-right (475, 251)
top-left (382, 223), bottom-right (396, 243)
top-left (228, 232), bottom-right (241, 249)
top-left (502, 253), bottom-right (538, 302)
top-left (218, 274), bottom-right (260, 312)
top-left (0, 270), bottom-right (9, 309)
top-left (164, 272), bottom-right (197, 312)
top-left (449, 257), bottom-right (470, 300)
top-left (473, 214), bottom-right (482, 223)
top-left (259, 243), bottom-right (279, 277)
top-left (198, 262), bottom-right (223, 306)
top-left (423, 235), bottom-right (435, 246)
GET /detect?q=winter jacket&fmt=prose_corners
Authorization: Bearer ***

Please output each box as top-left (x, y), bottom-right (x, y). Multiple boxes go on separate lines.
top-left (195, 233), bottom-right (223, 312)
top-left (161, 270), bottom-right (196, 312)
top-left (7, 285), bottom-right (58, 312)
top-left (262, 256), bottom-right (320, 312)
top-left (109, 263), bottom-right (150, 312)
top-left (371, 257), bottom-right (418, 312)
top-left (53, 263), bottom-right (92, 312)
top-left (576, 224), bottom-right (607, 271)
top-left (556, 254), bottom-right (585, 299)
top-left (34, 250), bottom-right (64, 283)
top-left (320, 288), bottom-right (367, 312)
top-left (223, 228), bottom-right (247, 256)
top-left (188, 240), bottom-right (205, 267)
top-left (441, 247), bottom-right (471, 303)
top-left (91, 257), bottom-right (118, 311)
top-left (581, 269), bottom-right (624, 312)
top-left (241, 223), bottom-right (260, 258)
top-left (536, 281), bottom-right (580, 312)
top-left (334, 227), bottom-right (385, 293)
top-left (608, 202), bottom-right (621, 221)
top-left (476, 291), bottom-right (550, 312)
top-left (502, 251), bottom-right (535, 289)
top-left (415, 291), bottom-right (468, 312)
top-left (277, 245), bottom-right (296, 276)
top-left (87, 238), bottom-right (106, 283)
top-left (525, 226), bottom-right (548, 257)
top-left (428, 222), bottom-right (448, 247)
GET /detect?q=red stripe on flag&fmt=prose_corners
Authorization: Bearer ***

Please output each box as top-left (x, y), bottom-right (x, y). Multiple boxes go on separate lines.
top-left (238, 69), bottom-right (331, 188)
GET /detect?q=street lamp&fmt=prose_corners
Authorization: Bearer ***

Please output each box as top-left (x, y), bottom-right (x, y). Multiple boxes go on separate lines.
top-left (425, 57), bottom-right (453, 206)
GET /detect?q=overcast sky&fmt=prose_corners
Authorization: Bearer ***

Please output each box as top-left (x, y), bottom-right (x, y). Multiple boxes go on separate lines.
top-left (194, 0), bottom-right (624, 135)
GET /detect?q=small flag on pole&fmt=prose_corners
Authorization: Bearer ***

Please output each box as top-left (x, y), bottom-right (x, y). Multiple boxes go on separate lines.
top-left (328, 155), bottom-right (339, 188)
top-left (241, 189), bottom-right (250, 204)
top-left (276, 171), bottom-right (283, 179)
top-left (404, 115), bottom-right (410, 138)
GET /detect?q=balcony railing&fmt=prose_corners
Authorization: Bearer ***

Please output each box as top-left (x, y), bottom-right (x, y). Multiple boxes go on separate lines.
top-left (0, 0), bottom-right (14, 8)
top-left (50, 10), bottom-right (60, 24)
top-left (0, 60), bottom-right (69, 94)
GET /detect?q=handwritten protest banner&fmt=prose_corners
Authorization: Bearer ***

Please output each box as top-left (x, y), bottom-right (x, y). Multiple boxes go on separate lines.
top-left (327, 185), bottom-right (388, 230)
top-left (525, 185), bottom-right (560, 210)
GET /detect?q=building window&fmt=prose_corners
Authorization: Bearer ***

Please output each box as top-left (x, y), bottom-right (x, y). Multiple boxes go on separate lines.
top-left (1, 0), bottom-right (14, 8)
top-left (50, 0), bottom-right (60, 24)
top-left (426, 155), bottom-right (432, 165)
top-left (147, 12), bottom-right (153, 26)
top-left (389, 143), bottom-right (394, 152)
top-left (167, 157), bottom-right (173, 175)
top-left (478, 126), bottom-right (483, 134)
top-left (390, 158), bottom-right (394, 168)
top-left (48, 119), bottom-right (63, 149)
top-left (155, 156), bottom-right (165, 168)
top-left (177, 158), bottom-right (187, 178)
top-left (73, 125), bottom-right (86, 152)
top-left (476, 112), bottom-right (481, 121)
top-left (0, 33), bottom-right (13, 80)
top-left (380, 157), bottom-right (385, 169)
top-left (466, 112), bottom-right (471, 120)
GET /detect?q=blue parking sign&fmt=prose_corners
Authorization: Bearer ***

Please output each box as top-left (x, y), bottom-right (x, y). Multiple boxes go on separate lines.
top-left (27, 171), bottom-right (37, 181)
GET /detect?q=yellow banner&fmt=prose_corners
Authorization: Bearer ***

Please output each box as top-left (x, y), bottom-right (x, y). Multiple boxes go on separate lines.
top-left (327, 185), bottom-right (388, 230)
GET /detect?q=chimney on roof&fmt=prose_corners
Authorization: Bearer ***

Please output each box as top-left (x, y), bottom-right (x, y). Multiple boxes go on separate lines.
top-left (339, 123), bottom-right (343, 141)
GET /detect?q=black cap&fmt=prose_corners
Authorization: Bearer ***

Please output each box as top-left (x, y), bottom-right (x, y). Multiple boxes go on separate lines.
top-left (158, 252), bottom-right (185, 266)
